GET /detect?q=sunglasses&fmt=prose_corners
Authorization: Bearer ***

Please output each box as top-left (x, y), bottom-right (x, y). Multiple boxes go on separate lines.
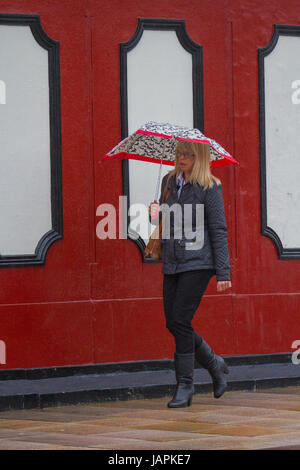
top-left (176, 151), bottom-right (195, 159)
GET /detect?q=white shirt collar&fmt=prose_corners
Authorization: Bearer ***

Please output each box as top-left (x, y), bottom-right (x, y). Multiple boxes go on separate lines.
top-left (176, 171), bottom-right (185, 185)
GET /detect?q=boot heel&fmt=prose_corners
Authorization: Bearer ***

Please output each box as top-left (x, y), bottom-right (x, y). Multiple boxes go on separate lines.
top-left (187, 395), bottom-right (193, 407)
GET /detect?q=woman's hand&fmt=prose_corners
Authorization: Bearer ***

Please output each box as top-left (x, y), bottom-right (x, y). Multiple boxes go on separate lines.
top-left (149, 200), bottom-right (160, 220)
top-left (217, 280), bottom-right (232, 292)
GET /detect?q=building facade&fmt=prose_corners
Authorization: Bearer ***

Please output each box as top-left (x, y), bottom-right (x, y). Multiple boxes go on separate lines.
top-left (0, 0), bottom-right (300, 372)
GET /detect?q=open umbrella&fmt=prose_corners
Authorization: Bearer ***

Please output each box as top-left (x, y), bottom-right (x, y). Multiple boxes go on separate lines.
top-left (102, 121), bottom-right (238, 201)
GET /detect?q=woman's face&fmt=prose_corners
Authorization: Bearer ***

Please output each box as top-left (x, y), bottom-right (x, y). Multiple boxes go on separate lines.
top-left (176, 150), bottom-right (195, 174)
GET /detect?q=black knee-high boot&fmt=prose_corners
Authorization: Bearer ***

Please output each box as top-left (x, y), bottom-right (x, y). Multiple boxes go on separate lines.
top-left (194, 335), bottom-right (229, 399)
top-left (168, 352), bottom-right (194, 408)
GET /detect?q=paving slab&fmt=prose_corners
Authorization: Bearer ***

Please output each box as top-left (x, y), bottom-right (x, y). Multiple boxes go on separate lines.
top-left (0, 387), bottom-right (299, 449)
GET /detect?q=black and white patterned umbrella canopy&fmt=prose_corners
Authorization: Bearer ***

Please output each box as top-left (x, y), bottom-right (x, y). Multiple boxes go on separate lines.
top-left (102, 121), bottom-right (238, 167)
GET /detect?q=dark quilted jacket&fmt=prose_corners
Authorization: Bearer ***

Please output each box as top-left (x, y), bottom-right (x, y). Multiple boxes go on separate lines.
top-left (152, 173), bottom-right (231, 281)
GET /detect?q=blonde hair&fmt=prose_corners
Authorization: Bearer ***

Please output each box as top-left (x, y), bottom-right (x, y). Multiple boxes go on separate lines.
top-left (168, 141), bottom-right (221, 189)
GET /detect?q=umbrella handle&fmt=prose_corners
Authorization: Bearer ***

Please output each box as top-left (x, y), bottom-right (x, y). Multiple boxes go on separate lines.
top-left (154, 158), bottom-right (163, 202)
top-left (154, 136), bottom-right (170, 204)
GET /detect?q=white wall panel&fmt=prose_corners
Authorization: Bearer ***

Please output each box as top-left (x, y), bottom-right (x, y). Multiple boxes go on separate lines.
top-left (126, 29), bottom-right (194, 241)
top-left (0, 25), bottom-right (52, 255)
top-left (264, 35), bottom-right (300, 248)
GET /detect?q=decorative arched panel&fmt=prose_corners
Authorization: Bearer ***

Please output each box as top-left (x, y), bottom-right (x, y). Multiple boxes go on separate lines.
top-left (120, 18), bottom-right (203, 260)
top-left (258, 25), bottom-right (300, 258)
top-left (0, 14), bottom-right (63, 267)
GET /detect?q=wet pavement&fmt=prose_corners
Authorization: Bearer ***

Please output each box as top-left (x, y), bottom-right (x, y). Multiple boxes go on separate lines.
top-left (0, 386), bottom-right (300, 450)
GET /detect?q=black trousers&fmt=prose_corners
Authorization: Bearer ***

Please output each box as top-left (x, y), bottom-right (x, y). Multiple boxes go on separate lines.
top-left (163, 269), bottom-right (215, 354)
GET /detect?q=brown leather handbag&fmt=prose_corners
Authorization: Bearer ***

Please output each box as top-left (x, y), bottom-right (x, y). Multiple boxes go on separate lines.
top-left (144, 174), bottom-right (172, 260)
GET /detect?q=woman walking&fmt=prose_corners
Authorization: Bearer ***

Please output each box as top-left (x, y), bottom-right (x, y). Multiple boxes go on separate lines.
top-left (149, 141), bottom-right (232, 408)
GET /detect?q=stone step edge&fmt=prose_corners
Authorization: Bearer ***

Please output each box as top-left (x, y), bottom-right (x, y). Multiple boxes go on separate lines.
top-left (0, 374), bottom-right (300, 412)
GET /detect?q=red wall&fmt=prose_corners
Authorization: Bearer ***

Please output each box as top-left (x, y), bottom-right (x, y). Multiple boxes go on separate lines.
top-left (1, 0), bottom-right (300, 369)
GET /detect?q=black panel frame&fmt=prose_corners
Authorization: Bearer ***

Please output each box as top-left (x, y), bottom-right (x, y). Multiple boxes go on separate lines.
top-left (258, 24), bottom-right (300, 259)
top-left (120, 18), bottom-right (204, 261)
top-left (0, 13), bottom-right (63, 267)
